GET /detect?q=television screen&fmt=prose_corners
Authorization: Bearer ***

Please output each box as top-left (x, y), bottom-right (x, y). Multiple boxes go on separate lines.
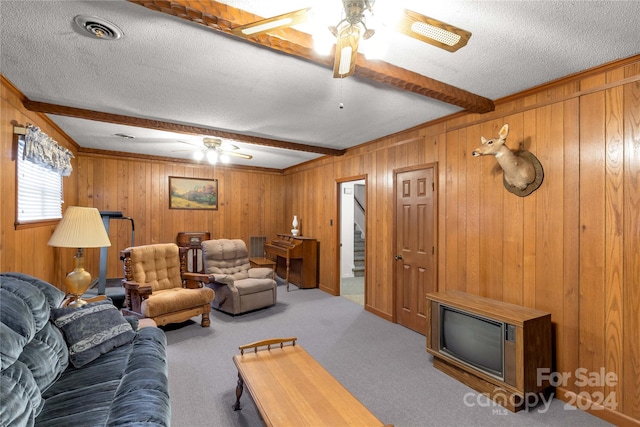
top-left (440, 305), bottom-right (503, 378)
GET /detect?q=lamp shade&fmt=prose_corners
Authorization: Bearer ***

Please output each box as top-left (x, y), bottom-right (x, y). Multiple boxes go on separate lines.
top-left (48, 206), bottom-right (111, 248)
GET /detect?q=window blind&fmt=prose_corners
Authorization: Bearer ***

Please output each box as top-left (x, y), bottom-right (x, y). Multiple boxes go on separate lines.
top-left (17, 137), bottom-right (63, 222)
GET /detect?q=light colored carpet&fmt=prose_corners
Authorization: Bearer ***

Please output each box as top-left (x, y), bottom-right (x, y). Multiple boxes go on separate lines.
top-left (162, 284), bottom-right (612, 427)
top-left (341, 276), bottom-right (364, 305)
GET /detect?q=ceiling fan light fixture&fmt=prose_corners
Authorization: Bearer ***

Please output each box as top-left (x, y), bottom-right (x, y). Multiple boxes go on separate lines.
top-left (362, 37), bottom-right (387, 60)
top-left (206, 150), bottom-right (218, 164)
top-left (313, 32), bottom-right (335, 56)
top-left (362, 28), bottom-right (375, 40)
top-left (174, 137), bottom-right (252, 164)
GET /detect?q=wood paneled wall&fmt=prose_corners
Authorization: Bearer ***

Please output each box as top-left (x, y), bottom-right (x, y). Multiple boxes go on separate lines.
top-left (2, 56), bottom-right (639, 424)
top-left (1, 77), bottom-right (79, 287)
top-left (1, 76), bottom-right (286, 285)
top-left (76, 153), bottom-right (286, 279)
top-left (283, 58), bottom-right (640, 425)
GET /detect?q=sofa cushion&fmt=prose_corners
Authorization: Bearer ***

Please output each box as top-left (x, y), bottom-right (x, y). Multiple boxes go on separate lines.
top-left (106, 328), bottom-right (170, 426)
top-left (141, 287), bottom-right (214, 318)
top-left (202, 239), bottom-right (251, 279)
top-left (18, 322), bottom-right (69, 393)
top-left (51, 300), bottom-right (135, 368)
top-left (0, 273), bottom-right (65, 310)
top-left (235, 278), bottom-right (278, 295)
top-left (37, 344), bottom-right (131, 426)
top-left (0, 291), bottom-right (36, 372)
top-left (37, 327), bottom-right (170, 427)
top-left (0, 359), bottom-right (43, 426)
top-left (0, 279), bottom-right (50, 371)
top-left (127, 243), bottom-right (183, 291)
top-left (0, 273), bottom-right (67, 426)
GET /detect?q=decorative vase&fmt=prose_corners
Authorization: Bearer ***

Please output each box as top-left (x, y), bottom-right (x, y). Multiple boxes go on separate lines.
top-left (291, 215), bottom-right (299, 236)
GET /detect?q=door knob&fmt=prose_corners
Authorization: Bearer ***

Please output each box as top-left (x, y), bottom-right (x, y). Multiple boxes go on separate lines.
top-left (395, 255), bottom-right (403, 260)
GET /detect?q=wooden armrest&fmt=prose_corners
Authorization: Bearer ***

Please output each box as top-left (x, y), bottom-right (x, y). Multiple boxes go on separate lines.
top-left (182, 272), bottom-right (213, 282)
top-left (238, 337), bottom-right (297, 355)
top-left (182, 272), bottom-right (214, 289)
top-left (182, 272), bottom-right (209, 280)
top-left (184, 272), bottom-right (233, 286)
top-left (122, 280), bottom-right (151, 292)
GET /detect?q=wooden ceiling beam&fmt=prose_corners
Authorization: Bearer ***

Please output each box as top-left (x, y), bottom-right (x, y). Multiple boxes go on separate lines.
top-left (22, 99), bottom-right (345, 156)
top-left (129, 0), bottom-right (495, 114)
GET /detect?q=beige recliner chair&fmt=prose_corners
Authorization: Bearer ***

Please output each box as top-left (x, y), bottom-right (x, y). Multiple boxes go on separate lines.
top-left (198, 239), bottom-right (277, 315)
top-left (120, 243), bottom-right (215, 327)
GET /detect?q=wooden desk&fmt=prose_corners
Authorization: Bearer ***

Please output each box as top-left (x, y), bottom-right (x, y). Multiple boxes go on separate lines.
top-left (264, 234), bottom-right (318, 291)
top-left (233, 338), bottom-right (389, 427)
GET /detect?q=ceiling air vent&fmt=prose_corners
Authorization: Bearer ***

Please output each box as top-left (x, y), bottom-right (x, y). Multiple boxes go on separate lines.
top-left (73, 15), bottom-right (123, 40)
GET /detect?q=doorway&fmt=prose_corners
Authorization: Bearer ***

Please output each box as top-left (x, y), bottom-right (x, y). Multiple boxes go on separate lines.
top-left (394, 165), bottom-right (437, 334)
top-left (339, 178), bottom-right (366, 306)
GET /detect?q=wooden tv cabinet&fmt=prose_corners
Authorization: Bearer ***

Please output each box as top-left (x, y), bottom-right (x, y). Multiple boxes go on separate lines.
top-left (426, 291), bottom-right (551, 412)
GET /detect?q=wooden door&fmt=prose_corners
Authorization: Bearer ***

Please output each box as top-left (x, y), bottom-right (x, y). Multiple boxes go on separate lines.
top-left (395, 166), bottom-right (436, 335)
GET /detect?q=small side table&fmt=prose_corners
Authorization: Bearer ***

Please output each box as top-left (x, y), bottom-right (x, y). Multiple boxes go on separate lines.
top-left (249, 257), bottom-right (276, 279)
top-left (61, 294), bottom-right (108, 308)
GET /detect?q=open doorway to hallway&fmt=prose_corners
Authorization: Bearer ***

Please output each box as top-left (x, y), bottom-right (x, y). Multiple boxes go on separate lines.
top-left (339, 179), bottom-right (365, 306)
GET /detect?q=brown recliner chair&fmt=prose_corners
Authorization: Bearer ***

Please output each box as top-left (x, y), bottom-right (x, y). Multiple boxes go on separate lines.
top-left (196, 239), bottom-right (277, 315)
top-left (120, 243), bottom-right (214, 327)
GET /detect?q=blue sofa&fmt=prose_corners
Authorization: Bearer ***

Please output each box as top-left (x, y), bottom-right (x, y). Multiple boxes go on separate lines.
top-left (0, 273), bottom-right (171, 426)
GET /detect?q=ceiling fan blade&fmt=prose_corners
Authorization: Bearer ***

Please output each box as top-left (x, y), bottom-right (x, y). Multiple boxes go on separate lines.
top-left (224, 151), bottom-right (253, 160)
top-left (136, 1), bottom-right (494, 113)
top-left (178, 140), bottom-right (205, 147)
top-left (396, 9), bottom-right (471, 52)
top-left (232, 8), bottom-right (311, 38)
top-left (333, 27), bottom-right (361, 78)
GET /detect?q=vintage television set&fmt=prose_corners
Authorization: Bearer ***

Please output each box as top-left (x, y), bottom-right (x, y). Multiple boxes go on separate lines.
top-left (426, 291), bottom-right (551, 412)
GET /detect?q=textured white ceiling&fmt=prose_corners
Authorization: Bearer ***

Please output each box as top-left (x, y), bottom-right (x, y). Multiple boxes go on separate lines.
top-left (1, 1), bottom-right (638, 169)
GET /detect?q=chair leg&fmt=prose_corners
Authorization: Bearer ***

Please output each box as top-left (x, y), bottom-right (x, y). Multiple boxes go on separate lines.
top-left (201, 311), bottom-right (211, 327)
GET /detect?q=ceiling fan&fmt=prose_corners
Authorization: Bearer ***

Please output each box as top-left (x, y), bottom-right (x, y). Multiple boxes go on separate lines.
top-left (231, 0), bottom-right (472, 78)
top-left (173, 137), bottom-right (253, 164)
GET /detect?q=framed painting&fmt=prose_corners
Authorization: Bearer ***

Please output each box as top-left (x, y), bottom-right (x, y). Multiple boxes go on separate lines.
top-left (169, 177), bottom-right (218, 210)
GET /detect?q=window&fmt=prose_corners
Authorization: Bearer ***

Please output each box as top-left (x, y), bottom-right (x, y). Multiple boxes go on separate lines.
top-left (16, 137), bottom-right (63, 223)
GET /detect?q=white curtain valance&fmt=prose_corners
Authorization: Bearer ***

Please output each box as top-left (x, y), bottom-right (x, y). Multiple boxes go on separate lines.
top-left (24, 124), bottom-right (74, 176)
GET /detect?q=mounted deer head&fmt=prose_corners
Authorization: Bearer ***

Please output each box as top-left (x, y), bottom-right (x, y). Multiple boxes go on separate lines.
top-left (472, 124), bottom-right (544, 196)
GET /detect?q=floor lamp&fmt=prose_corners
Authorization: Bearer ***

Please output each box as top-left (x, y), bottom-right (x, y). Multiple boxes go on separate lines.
top-left (48, 206), bottom-right (111, 307)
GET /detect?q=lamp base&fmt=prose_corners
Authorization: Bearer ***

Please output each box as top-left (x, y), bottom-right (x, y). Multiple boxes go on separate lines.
top-left (66, 296), bottom-right (89, 308)
top-left (64, 251), bottom-right (93, 307)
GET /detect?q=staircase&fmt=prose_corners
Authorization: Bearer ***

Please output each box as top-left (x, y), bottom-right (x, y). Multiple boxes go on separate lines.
top-left (352, 224), bottom-right (365, 277)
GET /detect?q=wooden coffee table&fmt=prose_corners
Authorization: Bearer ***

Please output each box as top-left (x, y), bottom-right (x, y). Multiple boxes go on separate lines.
top-left (232, 337), bottom-right (389, 427)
